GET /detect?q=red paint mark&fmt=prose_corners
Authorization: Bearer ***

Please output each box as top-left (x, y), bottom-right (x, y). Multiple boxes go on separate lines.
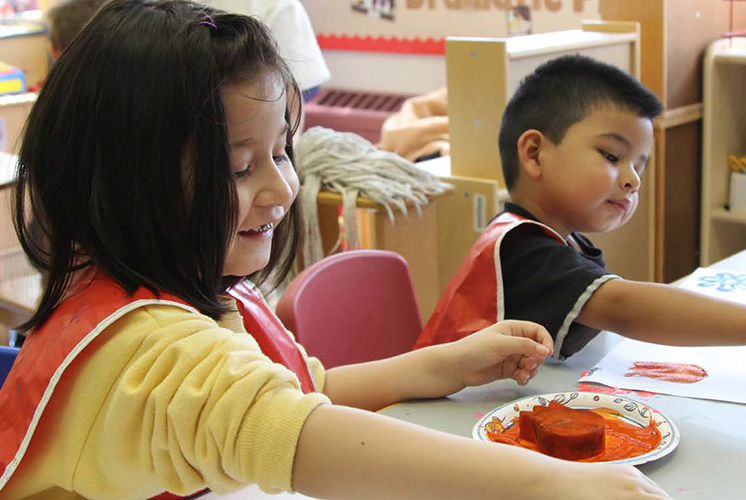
top-left (625, 361), bottom-right (708, 384)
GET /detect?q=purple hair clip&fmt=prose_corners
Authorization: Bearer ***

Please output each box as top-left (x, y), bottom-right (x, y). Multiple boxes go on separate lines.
top-left (199, 14), bottom-right (217, 29)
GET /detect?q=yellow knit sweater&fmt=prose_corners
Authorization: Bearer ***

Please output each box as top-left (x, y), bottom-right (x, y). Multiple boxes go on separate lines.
top-left (2, 299), bottom-right (329, 500)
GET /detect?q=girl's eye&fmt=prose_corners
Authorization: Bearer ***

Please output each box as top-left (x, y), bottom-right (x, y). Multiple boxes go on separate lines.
top-left (233, 166), bottom-right (252, 179)
top-left (598, 149), bottom-right (619, 163)
top-left (273, 154), bottom-right (289, 164)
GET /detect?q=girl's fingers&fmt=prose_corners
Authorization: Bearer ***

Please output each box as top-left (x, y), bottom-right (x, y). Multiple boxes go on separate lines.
top-left (493, 335), bottom-right (551, 359)
top-left (520, 356), bottom-right (539, 371)
top-left (501, 320), bottom-right (555, 355)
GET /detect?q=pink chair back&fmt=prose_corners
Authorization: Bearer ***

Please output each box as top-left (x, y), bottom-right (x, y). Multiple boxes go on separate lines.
top-left (276, 250), bottom-right (423, 368)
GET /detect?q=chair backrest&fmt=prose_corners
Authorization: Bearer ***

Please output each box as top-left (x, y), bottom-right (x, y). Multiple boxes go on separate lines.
top-left (0, 345), bottom-right (20, 389)
top-left (276, 250), bottom-right (423, 368)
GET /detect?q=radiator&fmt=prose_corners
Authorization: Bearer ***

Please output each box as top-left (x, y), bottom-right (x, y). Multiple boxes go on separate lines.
top-left (303, 88), bottom-right (411, 144)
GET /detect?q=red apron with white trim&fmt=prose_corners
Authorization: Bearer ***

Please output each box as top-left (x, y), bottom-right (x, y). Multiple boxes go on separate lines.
top-left (0, 273), bottom-right (316, 498)
top-left (414, 212), bottom-right (564, 348)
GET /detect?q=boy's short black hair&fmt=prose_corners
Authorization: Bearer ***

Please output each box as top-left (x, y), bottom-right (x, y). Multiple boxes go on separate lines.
top-left (46, 0), bottom-right (109, 53)
top-left (498, 54), bottom-right (663, 190)
top-left (15, 0), bottom-right (302, 332)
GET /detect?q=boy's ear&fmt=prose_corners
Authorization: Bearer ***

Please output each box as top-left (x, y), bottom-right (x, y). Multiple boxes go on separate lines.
top-left (48, 41), bottom-right (61, 63)
top-left (516, 129), bottom-right (545, 180)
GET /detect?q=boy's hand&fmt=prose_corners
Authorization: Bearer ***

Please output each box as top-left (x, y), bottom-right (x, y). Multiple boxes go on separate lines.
top-left (433, 320), bottom-right (553, 393)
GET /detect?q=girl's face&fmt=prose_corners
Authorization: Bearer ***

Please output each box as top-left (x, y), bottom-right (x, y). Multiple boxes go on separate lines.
top-left (222, 74), bottom-right (299, 277)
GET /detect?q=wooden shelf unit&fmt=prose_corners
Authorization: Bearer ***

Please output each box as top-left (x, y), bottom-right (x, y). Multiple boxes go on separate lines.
top-left (700, 37), bottom-right (746, 265)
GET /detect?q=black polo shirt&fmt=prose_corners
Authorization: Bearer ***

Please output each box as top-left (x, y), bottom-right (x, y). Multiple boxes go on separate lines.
top-left (497, 202), bottom-right (616, 359)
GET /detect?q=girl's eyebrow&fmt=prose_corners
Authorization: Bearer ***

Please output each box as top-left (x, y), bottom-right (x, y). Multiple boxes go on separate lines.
top-left (230, 122), bottom-right (289, 149)
top-left (230, 136), bottom-right (257, 148)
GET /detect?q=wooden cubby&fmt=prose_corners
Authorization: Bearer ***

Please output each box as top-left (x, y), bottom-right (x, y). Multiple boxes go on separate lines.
top-left (700, 37), bottom-right (746, 265)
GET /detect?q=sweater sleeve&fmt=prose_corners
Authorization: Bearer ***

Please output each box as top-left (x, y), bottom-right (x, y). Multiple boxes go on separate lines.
top-left (67, 304), bottom-right (329, 499)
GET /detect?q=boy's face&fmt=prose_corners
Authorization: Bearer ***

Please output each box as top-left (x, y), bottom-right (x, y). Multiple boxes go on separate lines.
top-left (536, 105), bottom-right (654, 237)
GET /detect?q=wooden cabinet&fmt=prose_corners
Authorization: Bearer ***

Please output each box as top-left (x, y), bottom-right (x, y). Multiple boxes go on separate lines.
top-left (700, 37), bottom-right (746, 265)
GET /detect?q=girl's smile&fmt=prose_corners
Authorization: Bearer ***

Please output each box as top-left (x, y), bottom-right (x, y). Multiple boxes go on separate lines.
top-left (238, 221), bottom-right (275, 238)
top-left (222, 73), bottom-right (299, 277)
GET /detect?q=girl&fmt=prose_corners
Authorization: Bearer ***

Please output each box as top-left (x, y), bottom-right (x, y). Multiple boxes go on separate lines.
top-left (0, 1), bottom-right (669, 499)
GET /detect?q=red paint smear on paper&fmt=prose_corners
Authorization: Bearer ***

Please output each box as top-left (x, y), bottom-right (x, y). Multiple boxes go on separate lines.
top-left (625, 361), bottom-right (708, 384)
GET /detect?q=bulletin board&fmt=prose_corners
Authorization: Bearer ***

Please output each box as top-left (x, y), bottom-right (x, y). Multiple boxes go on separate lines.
top-left (304, 1), bottom-right (601, 55)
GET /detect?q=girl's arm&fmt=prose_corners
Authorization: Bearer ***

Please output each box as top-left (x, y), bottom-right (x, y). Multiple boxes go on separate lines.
top-left (292, 404), bottom-right (669, 500)
top-left (323, 320), bottom-right (552, 411)
top-left (578, 279), bottom-right (746, 346)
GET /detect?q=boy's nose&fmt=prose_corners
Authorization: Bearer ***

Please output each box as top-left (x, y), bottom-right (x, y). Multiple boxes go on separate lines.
top-left (621, 164), bottom-right (641, 192)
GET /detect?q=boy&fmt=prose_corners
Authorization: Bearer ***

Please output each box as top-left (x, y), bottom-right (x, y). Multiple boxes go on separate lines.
top-left (46, 0), bottom-right (109, 60)
top-left (416, 54), bottom-right (746, 359)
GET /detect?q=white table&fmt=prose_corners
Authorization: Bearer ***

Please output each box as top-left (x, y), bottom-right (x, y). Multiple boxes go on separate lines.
top-left (194, 252), bottom-right (746, 499)
top-left (378, 250), bottom-right (746, 499)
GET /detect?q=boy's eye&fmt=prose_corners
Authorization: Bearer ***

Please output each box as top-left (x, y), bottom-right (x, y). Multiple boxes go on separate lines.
top-left (273, 154), bottom-right (289, 164)
top-left (598, 149), bottom-right (619, 163)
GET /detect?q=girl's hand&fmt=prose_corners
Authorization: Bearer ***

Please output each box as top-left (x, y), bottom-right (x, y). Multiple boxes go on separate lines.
top-left (549, 461), bottom-right (671, 500)
top-left (430, 320), bottom-right (553, 394)
top-left (324, 320), bottom-right (553, 410)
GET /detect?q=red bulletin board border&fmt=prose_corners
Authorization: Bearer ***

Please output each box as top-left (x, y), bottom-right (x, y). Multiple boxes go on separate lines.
top-left (316, 34), bottom-right (445, 55)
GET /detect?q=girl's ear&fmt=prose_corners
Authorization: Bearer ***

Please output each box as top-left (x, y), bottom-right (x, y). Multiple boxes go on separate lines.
top-left (516, 129), bottom-right (545, 180)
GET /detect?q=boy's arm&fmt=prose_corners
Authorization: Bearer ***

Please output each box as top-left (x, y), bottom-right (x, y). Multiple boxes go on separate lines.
top-left (578, 279), bottom-right (746, 345)
top-left (322, 320), bottom-right (552, 411)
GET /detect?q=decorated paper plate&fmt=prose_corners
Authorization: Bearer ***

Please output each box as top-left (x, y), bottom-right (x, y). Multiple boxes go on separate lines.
top-left (472, 391), bottom-right (679, 466)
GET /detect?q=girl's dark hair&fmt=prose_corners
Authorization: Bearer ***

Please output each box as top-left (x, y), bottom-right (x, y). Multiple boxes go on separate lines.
top-left (498, 54), bottom-right (663, 190)
top-left (14, 0), bottom-right (302, 332)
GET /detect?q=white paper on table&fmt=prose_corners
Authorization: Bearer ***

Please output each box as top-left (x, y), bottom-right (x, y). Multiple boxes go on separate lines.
top-left (579, 339), bottom-right (746, 404)
top-left (579, 267), bottom-right (746, 404)
top-left (676, 267), bottom-right (746, 304)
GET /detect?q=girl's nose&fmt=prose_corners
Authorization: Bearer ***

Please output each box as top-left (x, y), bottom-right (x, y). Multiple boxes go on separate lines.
top-left (256, 157), bottom-right (298, 207)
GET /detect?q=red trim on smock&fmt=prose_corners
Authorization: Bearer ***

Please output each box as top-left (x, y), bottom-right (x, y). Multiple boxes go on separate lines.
top-left (414, 212), bottom-right (563, 348)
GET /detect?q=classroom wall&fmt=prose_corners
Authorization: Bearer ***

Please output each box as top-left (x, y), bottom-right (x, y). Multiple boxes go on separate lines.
top-left (304, 0), bottom-right (601, 93)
